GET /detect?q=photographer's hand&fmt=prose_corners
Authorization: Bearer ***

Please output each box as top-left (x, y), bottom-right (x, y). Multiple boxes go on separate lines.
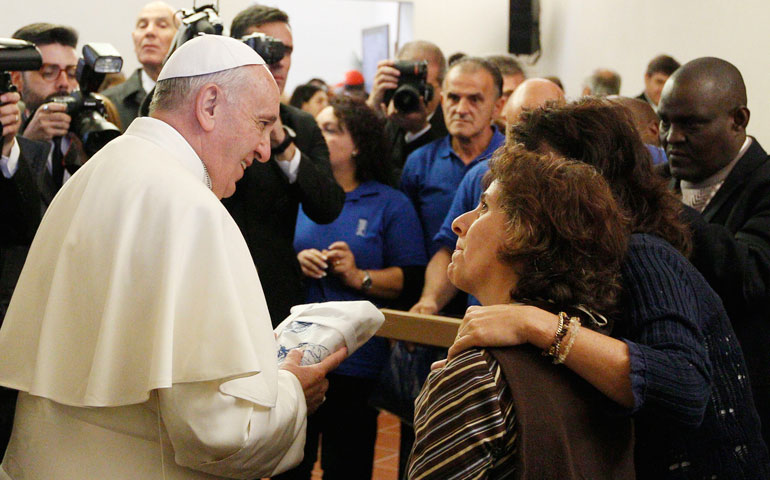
top-left (269, 115), bottom-right (296, 162)
top-left (23, 102), bottom-right (70, 143)
top-left (0, 92), bottom-right (21, 157)
top-left (366, 59), bottom-right (400, 114)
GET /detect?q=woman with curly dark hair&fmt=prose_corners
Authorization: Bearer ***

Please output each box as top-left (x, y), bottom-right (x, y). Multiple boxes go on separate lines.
top-left (289, 96), bottom-right (427, 480)
top-left (447, 99), bottom-right (769, 479)
top-left (408, 145), bottom-right (635, 479)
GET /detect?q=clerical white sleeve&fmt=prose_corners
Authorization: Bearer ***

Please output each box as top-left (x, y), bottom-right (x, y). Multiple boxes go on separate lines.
top-left (159, 370), bottom-right (307, 479)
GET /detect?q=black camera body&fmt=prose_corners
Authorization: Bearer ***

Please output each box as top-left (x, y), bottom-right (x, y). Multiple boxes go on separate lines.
top-left (166, 2), bottom-right (223, 61)
top-left (241, 32), bottom-right (286, 65)
top-left (139, 2), bottom-right (222, 117)
top-left (0, 38), bottom-right (42, 94)
top-left (383, 60), bottom-right (434, 114)
top-left (47, 43), bottom-right (123, 158)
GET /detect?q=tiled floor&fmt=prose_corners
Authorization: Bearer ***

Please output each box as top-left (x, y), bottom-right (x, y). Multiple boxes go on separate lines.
top-left (311, 411), bottom-right (400, 480)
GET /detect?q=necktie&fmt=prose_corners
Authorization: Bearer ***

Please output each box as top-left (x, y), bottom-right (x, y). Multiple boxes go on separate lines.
top-left (52, 137), bottom-right (64, 188)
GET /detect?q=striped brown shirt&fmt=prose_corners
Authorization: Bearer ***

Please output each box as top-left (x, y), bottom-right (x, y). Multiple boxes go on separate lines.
top-left (407, 348), bottom-right (517, 479)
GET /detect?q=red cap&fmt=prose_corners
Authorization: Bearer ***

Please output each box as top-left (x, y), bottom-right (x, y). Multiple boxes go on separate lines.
top-left (340, 69), bottom-right (364, 86)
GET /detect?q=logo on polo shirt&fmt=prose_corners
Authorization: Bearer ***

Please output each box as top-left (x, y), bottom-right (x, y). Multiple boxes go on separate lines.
top-left (356, 219), bottom-right (368, 237)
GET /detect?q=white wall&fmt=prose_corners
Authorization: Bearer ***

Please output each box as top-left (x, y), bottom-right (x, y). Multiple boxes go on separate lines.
top-left (412, 0), bottom-right (770, 138)
top-left (2, 0), bottom-right (402, 97)
top-left (5, 1), bottom-right (769, 135)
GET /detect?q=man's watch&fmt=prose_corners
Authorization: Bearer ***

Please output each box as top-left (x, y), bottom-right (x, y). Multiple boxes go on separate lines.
top-left (361, 270), bottom-right (373, 292)
top-left (272, 125), bottom-right (296, 155)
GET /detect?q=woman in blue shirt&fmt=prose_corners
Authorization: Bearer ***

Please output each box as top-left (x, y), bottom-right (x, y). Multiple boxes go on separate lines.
top-left (288, 96), bottom-right (427, 480)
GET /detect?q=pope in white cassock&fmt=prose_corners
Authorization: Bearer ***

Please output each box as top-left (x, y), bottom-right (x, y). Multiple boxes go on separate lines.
top-left (0, 35), bottom-right (346, 479)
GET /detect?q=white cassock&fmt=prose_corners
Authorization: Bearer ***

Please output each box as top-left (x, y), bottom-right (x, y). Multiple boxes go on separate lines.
top-left (0, 117), bottom-right (307, 479)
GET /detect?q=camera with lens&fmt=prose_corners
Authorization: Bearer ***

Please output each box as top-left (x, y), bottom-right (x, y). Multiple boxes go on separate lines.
top-left (1, 38), bottom-right (42, 94)
top-left (166, 1), bottom-right (223, 57)
top-left (1, 38), bottom-right (42, 150)
top-left (383, 60), bottom-right (434, 114)
top-left (139, 1), bottom-right (222, 117)
top-left (47, 42), bottom-right (123, 159)
top-left (241, 32), bottom-right (286, 65)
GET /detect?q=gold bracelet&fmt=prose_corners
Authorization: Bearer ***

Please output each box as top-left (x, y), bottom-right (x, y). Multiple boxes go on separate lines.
top-left (556, 317), bottom-right (581, 364)
top-left (543, 311), bottom-right (569, 360)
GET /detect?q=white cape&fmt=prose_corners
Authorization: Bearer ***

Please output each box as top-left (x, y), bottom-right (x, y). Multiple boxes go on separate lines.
top-left (0, 118), bottom-right (278, 408)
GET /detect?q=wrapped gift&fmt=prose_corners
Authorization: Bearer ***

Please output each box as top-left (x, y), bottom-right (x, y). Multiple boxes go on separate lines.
top-left (275, 301), bottom-right (384, 365)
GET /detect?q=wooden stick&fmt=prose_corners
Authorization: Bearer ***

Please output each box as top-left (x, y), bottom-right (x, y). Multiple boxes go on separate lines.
top-left (376, 309), bottom-right (461, 348)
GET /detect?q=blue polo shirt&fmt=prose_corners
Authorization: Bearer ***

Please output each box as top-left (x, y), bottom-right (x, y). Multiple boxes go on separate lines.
top-left (400, 128), bottom-right (504, 256)
top-left (294, 180), bottom-right (427, 378)
top-left (433, 160), bottom-right (489, 252)
top-left (646, 144), bottom-right (667, 165)
top-left (433, 160), bottom-right (489, 307)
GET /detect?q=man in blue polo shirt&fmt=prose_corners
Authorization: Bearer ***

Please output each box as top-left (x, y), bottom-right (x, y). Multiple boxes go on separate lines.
top-left (401, 56), bottom-right (505, 273)
top-left (410, 76), bottom-right (567, 315)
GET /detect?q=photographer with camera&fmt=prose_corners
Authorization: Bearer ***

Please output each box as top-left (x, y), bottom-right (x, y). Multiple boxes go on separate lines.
top-left (0, 38), bottom-right (47, 458)
top-left (11, 23), bottom-right (82, 196)
top-left (102, 1), bottom-right (179, 131)
top-left (367, 41), bottom-right (448, 175)
top-left (224, 5), bottom-right (344, 326)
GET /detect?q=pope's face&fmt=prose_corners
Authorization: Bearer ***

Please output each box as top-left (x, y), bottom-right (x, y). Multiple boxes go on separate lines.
top-left (212, 66), bottom-right (279, 198)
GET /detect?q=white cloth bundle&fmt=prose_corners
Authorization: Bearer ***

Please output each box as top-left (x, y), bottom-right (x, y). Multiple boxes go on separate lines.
top-left (275, 301), bottom-right (385, 365)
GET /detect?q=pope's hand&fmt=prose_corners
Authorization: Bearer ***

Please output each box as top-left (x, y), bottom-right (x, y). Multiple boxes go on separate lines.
top-left (281, 347), bottom-right (348, 414)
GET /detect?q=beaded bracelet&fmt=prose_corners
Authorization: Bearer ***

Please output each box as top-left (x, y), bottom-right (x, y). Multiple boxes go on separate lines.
top-left (543, 311), bottom-right (570, 360)
top-left (556, 317), bottom-right (581, 364)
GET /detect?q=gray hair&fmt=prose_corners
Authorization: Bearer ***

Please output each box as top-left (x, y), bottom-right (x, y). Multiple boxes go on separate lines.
top-left (584, 69), bottom-right (621, 97)
top-left (149, 66), bottom-right (256, 114)
top-left (486, 54), bottom-right (525, 78)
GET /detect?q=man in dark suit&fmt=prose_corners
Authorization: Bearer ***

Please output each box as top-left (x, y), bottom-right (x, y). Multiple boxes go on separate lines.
top-left (635, 54), bottom-right (680, 110)
top-left (0, 91), bottom-right (48, 457)
top-left (103, 2), bottom-right (178, 131)
top-left (367, 40), bottom-right (448, 178)
top-left (224, 5), bottom-right (344, 325)
top-left (658, 57), bottom-right (770, 446)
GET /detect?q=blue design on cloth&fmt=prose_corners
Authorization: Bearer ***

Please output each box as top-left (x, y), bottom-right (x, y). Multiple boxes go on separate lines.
top-left (276, 322), bottom-right (332, 366)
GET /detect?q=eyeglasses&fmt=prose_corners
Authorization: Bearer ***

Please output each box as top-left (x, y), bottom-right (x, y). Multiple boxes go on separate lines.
top-left (38, 64), bottom-right (78, 82)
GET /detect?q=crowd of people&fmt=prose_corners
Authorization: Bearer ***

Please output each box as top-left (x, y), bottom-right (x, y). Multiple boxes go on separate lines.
top-left (1, 2), bottom-right (769, 479)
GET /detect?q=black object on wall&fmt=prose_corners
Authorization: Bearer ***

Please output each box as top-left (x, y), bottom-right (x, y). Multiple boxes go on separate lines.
top-left (509, 0), bottom-right (541, 55)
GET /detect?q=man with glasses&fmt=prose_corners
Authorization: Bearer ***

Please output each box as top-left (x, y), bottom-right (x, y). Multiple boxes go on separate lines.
top-left (0, 22), bottom-right (79, 459)
top-left (12, 24), bottom-right (78, 146)
top-left (10, 23), bottom-right (81, 196)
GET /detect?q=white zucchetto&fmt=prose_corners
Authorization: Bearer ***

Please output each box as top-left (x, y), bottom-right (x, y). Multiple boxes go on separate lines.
top-left (157, 34), bottom-right (266, 81)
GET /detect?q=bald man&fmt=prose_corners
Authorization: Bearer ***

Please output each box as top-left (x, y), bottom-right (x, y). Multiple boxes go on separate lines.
top-left (412, 76), bottom-right (564, 317)
top-left (0, 35), bottom-right (346, 479)
top-left (658, 56), bottom-right (770, 445)
top-left (103, 1), bottom-right (179, 131)
top-left (609, 95), bottom-right (667, 165)
top-left (503, 77), bottom-right (565, 126)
